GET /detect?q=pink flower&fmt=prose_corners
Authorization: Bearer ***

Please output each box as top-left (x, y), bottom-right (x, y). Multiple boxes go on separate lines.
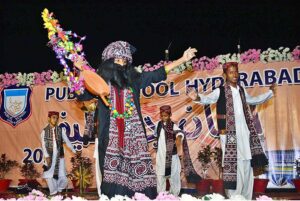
top-left (5, 73), bottom-right (13, 79)
top-left (292, 46), bottom-right (300, 61)
top-left (256, 195), bottom-right (273, 200)
top-left (50, 195), bottom-right (64, 200)
top-left (0, 73), bottom-right (20, 87)
top-left (9, 73), bottom-right (19, 86)
top-left (132, 192), bottom-right (151, 200)
top-left (30, 189), bottom-right (45, 197)
top-left (142, 61), bottom-right (165, 72)
top-left (34, 72), bottom-right (43, 85)
top-left (46, 70), bottom-right (53, 80)
top-left (22, 195), bottom-right (35, 200)
top-left (155, 192), bottom-right (179, 200)
top-left (240, 49), bottom-right (261, 64)
top-left (192, 56), bottom-right (219, 71)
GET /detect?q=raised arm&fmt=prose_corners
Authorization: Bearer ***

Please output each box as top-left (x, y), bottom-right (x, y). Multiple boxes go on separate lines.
top-left (245, 89), bottom-right (273, 105)
top-left (138, 47), bottom-right (197, 89)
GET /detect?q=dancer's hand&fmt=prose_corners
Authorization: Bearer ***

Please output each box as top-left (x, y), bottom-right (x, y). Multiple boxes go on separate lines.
top-left (164, 47), bottom-right (197, 72)
top-left (182, 47), bottom-right (197, 62)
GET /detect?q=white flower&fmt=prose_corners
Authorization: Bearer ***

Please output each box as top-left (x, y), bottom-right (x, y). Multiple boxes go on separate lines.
top-left (228, 194), bottom-right (247, 200)
top-left (186, 60), bottom-right (192, 66)
top-left (26, 73), bottom-right (35, 86)
top-left (99, 194), bottom-right (110, 201)
top-left (217, 55), bottom-right (227, 64)
top-left (17, 72), bottom-right (27, 86)
top-left (287, 53), bottom-right (293, 61)
top-left (260, 55), bottom-right (266, 63)
top-left (30, 189), bottom-right (45, 197)
top-left (51, 71), bottom-right (61, 83)
top-left (173, 63), bottom-right (187, 73)
top-left (111, 194), bottom-right (132, 201)
top-left (50, 195), bottom-right (64, 201)
top-left (180, 194), bottom-right (200, 201)
top-left (283, 47), bottom-right (290, 52)
top-left (70, 196), bottom-right (88, 201)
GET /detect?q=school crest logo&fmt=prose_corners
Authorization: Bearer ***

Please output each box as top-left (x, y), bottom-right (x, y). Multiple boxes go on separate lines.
top-left (0, 86), bottom-right (32, 127)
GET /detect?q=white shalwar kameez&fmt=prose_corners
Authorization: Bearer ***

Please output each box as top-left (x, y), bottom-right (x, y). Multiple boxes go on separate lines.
top-left (196, 86), bottom-right (273, 200)
top-left (155, 123), bottom-right (184, 196)
top-left (93, 138), bottom-right (102, 196)
top-left (41, 127), bottom-right (76, 195)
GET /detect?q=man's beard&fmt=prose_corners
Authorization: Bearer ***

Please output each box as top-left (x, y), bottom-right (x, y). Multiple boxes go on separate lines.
top-left (97, 59), bottom-right (138, 89)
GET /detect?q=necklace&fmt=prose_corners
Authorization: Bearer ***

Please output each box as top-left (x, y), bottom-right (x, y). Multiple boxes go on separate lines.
top-left (108, 87), bottom-right (135, 119)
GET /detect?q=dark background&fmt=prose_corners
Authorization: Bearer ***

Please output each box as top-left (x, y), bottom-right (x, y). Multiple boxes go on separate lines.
top-left (0, 0), bottom-right (299, 73)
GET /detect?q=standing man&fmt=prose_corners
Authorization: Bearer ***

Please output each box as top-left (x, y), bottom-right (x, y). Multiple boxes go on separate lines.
top-left (187, 62), bottom-right (275, 199)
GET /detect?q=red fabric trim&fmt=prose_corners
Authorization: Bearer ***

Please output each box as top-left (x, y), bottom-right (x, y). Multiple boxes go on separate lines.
top-left (114, 86), bottom-right (125, 148)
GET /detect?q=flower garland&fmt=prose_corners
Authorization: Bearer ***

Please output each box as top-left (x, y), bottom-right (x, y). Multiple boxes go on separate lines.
top-left (41, 8), bottom-right (95, 94)
top-left (108, 87), bottom-right (134, 119)
top-left (240, 49), bottom-right (261, 63)
top-left (1, 45), bottom-right (300, 89)
top-left (0, 189), bottom-right (88, 201)
top-left (0, 70), bottom-right (66, 88)
top-left (0, 189), bottom-right (275, 200)
top-left (292, 46), bottom-right (300, 61)
top-left (142, 61), bottom-right (172, 72)
top-left (141, 45), bottom-right (300, 74)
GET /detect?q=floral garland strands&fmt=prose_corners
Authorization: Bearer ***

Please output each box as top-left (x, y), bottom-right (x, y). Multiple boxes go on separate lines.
top-left (42, 8), bottom-right (95, 94)
top-left (108, 88), bottom-right (135, 119)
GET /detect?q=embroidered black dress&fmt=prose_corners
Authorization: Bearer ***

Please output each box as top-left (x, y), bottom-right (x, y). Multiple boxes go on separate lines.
top-left (78, 67), bottom-right (167, 199)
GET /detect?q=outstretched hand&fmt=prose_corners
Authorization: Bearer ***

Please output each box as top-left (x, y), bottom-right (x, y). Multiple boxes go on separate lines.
top-left (182, 47), bottom-right (197, 62)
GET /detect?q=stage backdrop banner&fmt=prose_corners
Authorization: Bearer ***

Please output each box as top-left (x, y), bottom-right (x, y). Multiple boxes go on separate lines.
top-left (0, 61), bottom-right (300, 189)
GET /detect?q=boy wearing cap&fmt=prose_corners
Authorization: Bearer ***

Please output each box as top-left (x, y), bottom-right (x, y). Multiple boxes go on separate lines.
top-left (155, 105), bottom-right (201, 196)
top-left (41, 111), bottom-right (76, 195)
top-left (155, 105), bottom-right (184, 196)
top-left (187, 62), bottom-right (275, 199)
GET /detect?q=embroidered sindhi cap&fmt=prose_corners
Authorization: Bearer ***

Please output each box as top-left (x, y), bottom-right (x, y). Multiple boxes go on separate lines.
top-left (222, 62), bottom-right (239, 72)
top-left (101, 41), bottom-right (136, 64)
top-left (48, 111), bottom-right (59, 118)
top-left (160, 105), bottom-right (172, 115)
